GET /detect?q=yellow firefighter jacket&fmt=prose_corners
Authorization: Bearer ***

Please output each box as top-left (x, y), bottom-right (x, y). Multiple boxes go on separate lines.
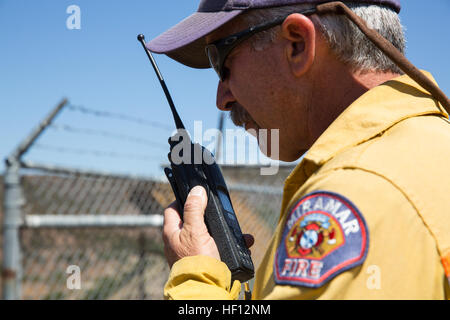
top-left (163, 72), bottom-right (450, 300)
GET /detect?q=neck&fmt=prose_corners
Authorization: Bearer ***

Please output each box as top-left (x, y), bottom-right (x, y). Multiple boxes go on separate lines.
top-left (307, 66), bottom-right (400, 146)
top-left (354, 70), bottom-right (402, 90)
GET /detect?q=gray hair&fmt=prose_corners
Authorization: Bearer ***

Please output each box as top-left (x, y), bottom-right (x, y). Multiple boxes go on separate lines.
top-left (240, 2), bottom-right (406, 74)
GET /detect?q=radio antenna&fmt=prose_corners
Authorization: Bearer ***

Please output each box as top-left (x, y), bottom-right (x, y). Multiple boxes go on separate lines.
top-left (137, 34), bottom-right (185, 130)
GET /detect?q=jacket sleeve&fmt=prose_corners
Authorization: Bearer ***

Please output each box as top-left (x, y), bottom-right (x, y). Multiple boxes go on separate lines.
top-left (163, 255), bottom-right (241, 300)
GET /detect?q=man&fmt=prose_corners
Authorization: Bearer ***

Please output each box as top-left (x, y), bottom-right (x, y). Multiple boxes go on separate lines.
top-left (147, 0), bottom-right (450, 299)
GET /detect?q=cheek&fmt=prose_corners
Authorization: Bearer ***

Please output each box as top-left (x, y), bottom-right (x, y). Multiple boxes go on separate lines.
top-left (230, 50), bottom-right (285, 126)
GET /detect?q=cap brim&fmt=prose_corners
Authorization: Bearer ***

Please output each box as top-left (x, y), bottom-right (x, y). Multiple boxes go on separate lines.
top-left (146, 10), bottom-right (243, 69)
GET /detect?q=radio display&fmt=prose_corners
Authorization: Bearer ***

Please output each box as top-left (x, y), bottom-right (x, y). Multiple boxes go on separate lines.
top-left (217, 189), bottom-right (234, 215)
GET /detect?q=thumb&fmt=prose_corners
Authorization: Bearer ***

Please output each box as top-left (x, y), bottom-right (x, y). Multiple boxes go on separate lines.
top-left (183, 185), bottom-right (208, 230)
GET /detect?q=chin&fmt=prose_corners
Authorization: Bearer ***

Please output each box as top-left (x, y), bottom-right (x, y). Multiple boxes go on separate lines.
top-left (251, 125), bottom-right (307, 162)
top-left (258, 138), bottom-right (305, 162)
top-left (279, 154), bottom-right (305, 162)
top-left (276, 152), bottom-right (303, 162)
top-left (259, 149), bottom-right (301, 162)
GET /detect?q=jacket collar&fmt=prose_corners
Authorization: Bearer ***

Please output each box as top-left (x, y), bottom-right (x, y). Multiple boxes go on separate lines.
top-left (305, 71), bottom-right (448, 166)
top-left (281, 71), bottom-right (448, 216)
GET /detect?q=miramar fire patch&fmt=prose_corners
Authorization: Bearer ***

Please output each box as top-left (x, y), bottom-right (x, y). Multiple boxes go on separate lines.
top-left (274, 191), bottom-right (369, 288)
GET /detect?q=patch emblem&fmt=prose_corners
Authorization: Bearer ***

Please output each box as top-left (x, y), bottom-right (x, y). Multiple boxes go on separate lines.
top-left (274, 191), bottom-right (369, 288)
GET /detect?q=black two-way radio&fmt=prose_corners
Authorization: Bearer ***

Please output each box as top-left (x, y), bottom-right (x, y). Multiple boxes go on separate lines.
top-left (137, 34), bottom-right (255, 284)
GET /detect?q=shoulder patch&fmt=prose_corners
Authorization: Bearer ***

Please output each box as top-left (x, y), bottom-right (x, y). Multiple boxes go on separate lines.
top-left (274, 191), bottom-right (369, 288)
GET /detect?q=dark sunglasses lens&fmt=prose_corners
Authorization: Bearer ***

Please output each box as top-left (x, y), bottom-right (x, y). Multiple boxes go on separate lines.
top-left (206, 45), bottom-right (222, 78)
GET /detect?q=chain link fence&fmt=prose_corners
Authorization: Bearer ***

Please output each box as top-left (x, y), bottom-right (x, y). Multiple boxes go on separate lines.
top-left (19, 164), bottom-right (171, 300)
top-left (2, 163), bottom-right (287, 300)
top-left (1, 99), bottom-right (293, 300)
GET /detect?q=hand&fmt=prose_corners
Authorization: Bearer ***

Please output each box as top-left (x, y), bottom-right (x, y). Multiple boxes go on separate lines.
top-left (163, 185), bottom-right (255, 268)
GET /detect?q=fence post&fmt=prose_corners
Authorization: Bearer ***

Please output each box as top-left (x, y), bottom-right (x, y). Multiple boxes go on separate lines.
top-left (2, 160), bottom-right (24, 300)
top-left (5, 98), bottom-right (68, 165)
top-left (2, 98), bottom-right (68, 300)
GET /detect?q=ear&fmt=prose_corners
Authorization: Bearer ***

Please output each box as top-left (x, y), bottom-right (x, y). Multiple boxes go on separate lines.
top-left (280, 13), bottom-right (316, 78)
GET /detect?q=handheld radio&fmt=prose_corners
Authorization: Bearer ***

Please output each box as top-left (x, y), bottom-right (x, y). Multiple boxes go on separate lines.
top-left (137, 34), bottom-right (255, 283)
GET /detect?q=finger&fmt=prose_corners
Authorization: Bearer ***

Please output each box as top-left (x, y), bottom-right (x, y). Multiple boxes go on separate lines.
top-left (243, 234), bottom-right (255, 249)
top-left (163, 201), bottom-right (182, 241)
top-left (182, 186), bottom-right (208, 230)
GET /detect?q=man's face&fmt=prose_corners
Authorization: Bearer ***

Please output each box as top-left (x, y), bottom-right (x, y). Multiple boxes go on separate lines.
top-left (206, 16), bottom-right (311, 162)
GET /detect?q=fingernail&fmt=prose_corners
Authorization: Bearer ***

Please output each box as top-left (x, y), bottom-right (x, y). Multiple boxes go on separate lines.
top-left (189, 186), bottom-right (204, 196)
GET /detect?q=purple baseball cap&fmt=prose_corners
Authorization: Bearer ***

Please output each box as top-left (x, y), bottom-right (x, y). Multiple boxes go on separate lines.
top-left (147, 0), bottom-right (401, 69)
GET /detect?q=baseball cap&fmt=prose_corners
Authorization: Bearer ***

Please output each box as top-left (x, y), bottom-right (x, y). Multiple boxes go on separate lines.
top-left (146, 0), bottom-right (401, 69)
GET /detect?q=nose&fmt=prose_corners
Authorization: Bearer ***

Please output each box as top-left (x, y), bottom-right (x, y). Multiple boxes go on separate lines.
top-left (216, 80), bottom-right (236, 112)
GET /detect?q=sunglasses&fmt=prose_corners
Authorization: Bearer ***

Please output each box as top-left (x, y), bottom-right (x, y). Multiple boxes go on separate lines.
top-left (205, 8), bottom-right (317, 82)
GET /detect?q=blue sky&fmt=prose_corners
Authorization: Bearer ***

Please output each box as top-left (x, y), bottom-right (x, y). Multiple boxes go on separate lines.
top-left (0, 0), bottom-right (449, 178)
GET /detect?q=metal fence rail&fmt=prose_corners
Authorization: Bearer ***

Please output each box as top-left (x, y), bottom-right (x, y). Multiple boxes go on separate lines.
top-left (24, 215), bottom-right (164, 228)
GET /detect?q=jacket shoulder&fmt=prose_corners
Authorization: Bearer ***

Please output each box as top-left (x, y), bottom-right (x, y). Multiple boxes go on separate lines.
top-left (272, 167), bottom-right (447, 299)
top-left (317, 115), bottom-right (450, 283)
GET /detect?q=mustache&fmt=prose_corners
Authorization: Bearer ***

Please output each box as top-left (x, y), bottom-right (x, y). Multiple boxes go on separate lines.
top-left (229, 103), bottom-right (254, 127)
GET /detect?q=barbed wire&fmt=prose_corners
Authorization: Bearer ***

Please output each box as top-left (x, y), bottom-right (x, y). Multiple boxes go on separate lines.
top-left (67, 104), bottom-right (173, 131)
top-left (33, 143), bottom-right (165, 162)
top-left (49, 124), bottom-right (167, 150)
